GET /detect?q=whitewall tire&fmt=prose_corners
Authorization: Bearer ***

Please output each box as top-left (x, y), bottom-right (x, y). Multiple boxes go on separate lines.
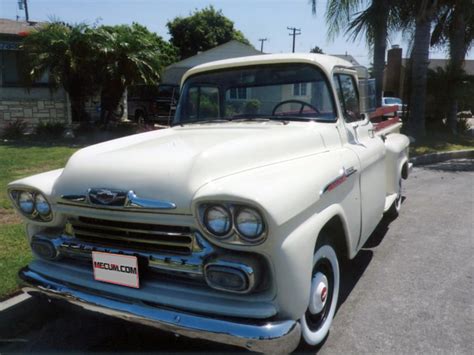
top-left (301, 244), bottom-right (340, 346)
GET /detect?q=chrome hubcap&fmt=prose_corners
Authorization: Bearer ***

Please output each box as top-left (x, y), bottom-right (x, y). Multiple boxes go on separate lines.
top-left (309, 272), bottom-right (328, 314)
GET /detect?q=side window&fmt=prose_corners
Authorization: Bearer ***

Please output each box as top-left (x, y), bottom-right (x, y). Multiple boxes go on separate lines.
top-left (334, 74), bottom-right (361, 122)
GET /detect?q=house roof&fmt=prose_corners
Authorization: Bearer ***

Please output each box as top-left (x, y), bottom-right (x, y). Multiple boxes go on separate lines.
top-left (331, 54), bottom-right (360, 66)
top-left (401, 57), bottom-right (474, 75)
top-left (0, 18), bottom-right (43, 36)
top-left (161, 40), bottom-right (262, 85)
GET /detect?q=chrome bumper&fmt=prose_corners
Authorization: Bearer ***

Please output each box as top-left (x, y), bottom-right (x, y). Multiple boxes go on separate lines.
top-left (18, 267), bottom-right (301, 353)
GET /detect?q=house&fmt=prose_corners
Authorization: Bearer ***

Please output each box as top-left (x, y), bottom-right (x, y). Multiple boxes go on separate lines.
top-left (161, 40), bottom-right (262, 85)
top-left (0, 18), bottom-right (70, 134)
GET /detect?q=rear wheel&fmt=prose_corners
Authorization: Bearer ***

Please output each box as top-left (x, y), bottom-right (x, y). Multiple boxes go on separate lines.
top-left (301, 243), bottom-right (340, 346)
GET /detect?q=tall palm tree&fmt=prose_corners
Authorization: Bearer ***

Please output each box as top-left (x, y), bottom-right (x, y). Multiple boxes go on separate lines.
top-left (311, 0), bottom-right (396, 106)
top-left (401, 0), bottom-right (439, 138)
top-left (431, 0), bottom-right (474, 133)
top-left (21, 22), bottom-right (99, 122)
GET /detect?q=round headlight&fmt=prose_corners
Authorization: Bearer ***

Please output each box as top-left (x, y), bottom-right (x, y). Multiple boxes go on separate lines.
top-left (235, 208), bottom-right (264, 241)
top-left (35, 193), bottom-right (51, 216)
top-left (204, 205), bottom-right (232, 236)
top-left (18, 191), bottom-right (34, 214)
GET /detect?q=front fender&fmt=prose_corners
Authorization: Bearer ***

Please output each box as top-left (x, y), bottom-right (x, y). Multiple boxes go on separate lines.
top-left (192, 151), bottom-right (360, 319)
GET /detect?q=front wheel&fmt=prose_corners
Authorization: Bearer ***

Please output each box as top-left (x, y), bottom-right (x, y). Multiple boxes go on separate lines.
top-left (301, 244), bottom-right (340, 346)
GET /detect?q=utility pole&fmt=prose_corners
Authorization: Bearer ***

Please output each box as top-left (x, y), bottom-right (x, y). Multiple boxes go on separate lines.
top-left (287, 27), bottom-right (301, 53)
top-left (258, 38), bottom-right (267, 53)
top-left (18, 0), bottom-right (29, 21)
top-left (24, 0), bottom-right (29, 22)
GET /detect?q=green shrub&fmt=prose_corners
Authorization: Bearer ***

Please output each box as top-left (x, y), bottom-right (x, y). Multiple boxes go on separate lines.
top-left (35, 121), bottom-right (66, 138)
top-left (1, 120), bottom-right (28, 139)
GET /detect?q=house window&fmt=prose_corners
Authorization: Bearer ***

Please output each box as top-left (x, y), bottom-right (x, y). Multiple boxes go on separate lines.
top-left (293, 83), bottom-right (307, 96)
top-left (229, 87), bottom-right (248, 100)
top-left (1, 49), bottom-right (49, 87)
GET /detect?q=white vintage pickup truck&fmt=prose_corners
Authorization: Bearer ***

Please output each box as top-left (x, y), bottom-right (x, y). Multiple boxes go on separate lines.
top-left (9, 54), bottom-right (411, 353)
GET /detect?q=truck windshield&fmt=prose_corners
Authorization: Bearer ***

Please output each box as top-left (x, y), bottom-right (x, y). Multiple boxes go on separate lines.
top-left (174, 63), bottom-right (336, 124)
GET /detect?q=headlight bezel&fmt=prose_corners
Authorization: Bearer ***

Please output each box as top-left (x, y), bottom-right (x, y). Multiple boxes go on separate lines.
top-left (198, 202), bottom-right (267, 245)
top-left (8, 188), bottom-right (53, 222)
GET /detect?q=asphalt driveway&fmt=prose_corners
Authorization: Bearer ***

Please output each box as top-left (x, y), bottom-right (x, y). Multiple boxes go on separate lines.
top-left (1, 159), bottom-right (473, 354)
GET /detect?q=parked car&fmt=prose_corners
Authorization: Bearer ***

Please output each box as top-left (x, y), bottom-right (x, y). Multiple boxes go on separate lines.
top-left (382, 96), bottom-right (406, 117)
top-left (127, 84), bottom-right (179, 125)
top-left (10, 54), bottom-right (411, 353)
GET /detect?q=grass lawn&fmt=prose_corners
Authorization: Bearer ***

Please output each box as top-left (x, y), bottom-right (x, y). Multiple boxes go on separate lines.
top-left (410, 134), bottom-right (474, 156)
top-left (0, 142), bottom-right (79, 300)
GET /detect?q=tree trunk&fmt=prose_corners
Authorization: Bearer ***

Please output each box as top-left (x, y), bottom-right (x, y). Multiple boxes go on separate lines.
top-left (446, 1), bottom-right (466, 134)
top-left (69, 94), bottom-right (86, 123)
top-left (372, 0), bottom-right (388, 107)
top-left (409, 15), bottom-right (433, 138)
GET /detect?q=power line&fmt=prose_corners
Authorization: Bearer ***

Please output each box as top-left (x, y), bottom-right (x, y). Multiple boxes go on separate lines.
top-left (287, 27), bottom-right (301, 53)
top-left (258, 38), bottom-right (268, 53)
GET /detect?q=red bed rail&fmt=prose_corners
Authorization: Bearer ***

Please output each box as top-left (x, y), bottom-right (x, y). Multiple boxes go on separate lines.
top-left (369, 105), bottom-right (401, 132)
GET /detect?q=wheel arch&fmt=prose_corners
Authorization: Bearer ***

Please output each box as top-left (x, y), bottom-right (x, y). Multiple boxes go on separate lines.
top-left (312, 206), bottom-right (354, 260)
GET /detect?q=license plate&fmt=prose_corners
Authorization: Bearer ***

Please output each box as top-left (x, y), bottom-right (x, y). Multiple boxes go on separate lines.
top-left (92, 251), bottom-right (140, 288)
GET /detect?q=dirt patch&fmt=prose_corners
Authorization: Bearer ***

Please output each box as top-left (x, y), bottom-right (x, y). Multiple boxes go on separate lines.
top-left (0, 208), bottom-right (21, 225)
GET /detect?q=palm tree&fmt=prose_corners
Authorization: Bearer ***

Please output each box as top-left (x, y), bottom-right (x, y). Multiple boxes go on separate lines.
top-left (431, 0), bottom-right (474, 134)
top-left (311, 0), bottom-right (396, 106)
top-left (91, 23), bottom-right (178, 125)
top-left (398, 0), bottom-right (439, 138)
top-left (21, 22), bottom-right (99, 122)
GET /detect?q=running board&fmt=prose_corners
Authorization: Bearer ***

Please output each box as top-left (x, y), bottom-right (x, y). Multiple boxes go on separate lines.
top-left (384, 193), bottom-right (398, 212)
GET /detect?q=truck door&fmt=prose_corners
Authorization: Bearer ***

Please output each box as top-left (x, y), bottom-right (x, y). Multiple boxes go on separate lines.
top-left (334, 72), bottom-right (386, 247)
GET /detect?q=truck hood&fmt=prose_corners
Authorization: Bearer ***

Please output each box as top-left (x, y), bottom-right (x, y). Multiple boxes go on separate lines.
top-left (53, 122), bottom-right (327, 214)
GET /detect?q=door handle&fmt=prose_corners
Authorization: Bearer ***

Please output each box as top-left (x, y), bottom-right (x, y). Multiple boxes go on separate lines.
top-left (368, 128), bottom-right (375, 138)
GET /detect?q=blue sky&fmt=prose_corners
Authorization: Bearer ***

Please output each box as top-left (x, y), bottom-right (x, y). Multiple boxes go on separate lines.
top-left (2, 0), bottom-right (471, 67)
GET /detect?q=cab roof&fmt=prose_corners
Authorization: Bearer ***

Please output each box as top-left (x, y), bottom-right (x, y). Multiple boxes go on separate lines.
top-left (181, 53), bottom-right (355, 86)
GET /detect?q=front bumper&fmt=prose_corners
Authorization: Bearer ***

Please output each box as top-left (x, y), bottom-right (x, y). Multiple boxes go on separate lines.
top-left (18, 267), bottom-right (301, 353)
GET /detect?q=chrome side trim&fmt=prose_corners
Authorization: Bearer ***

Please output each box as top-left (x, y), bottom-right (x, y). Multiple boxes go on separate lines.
top-left (320, 166), bottom-right (358, 196)
top-left (19, 267), bottom-right (301, 353)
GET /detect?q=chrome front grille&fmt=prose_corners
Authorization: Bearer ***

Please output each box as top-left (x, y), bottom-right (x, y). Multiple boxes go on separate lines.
top-left (70, 217), bottom-right (194, 255)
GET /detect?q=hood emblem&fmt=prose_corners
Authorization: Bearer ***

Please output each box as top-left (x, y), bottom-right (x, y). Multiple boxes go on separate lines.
top-left (88, 188), bottom-right (127, 206)
top-left (61, 189), bottom-right (176, 210)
